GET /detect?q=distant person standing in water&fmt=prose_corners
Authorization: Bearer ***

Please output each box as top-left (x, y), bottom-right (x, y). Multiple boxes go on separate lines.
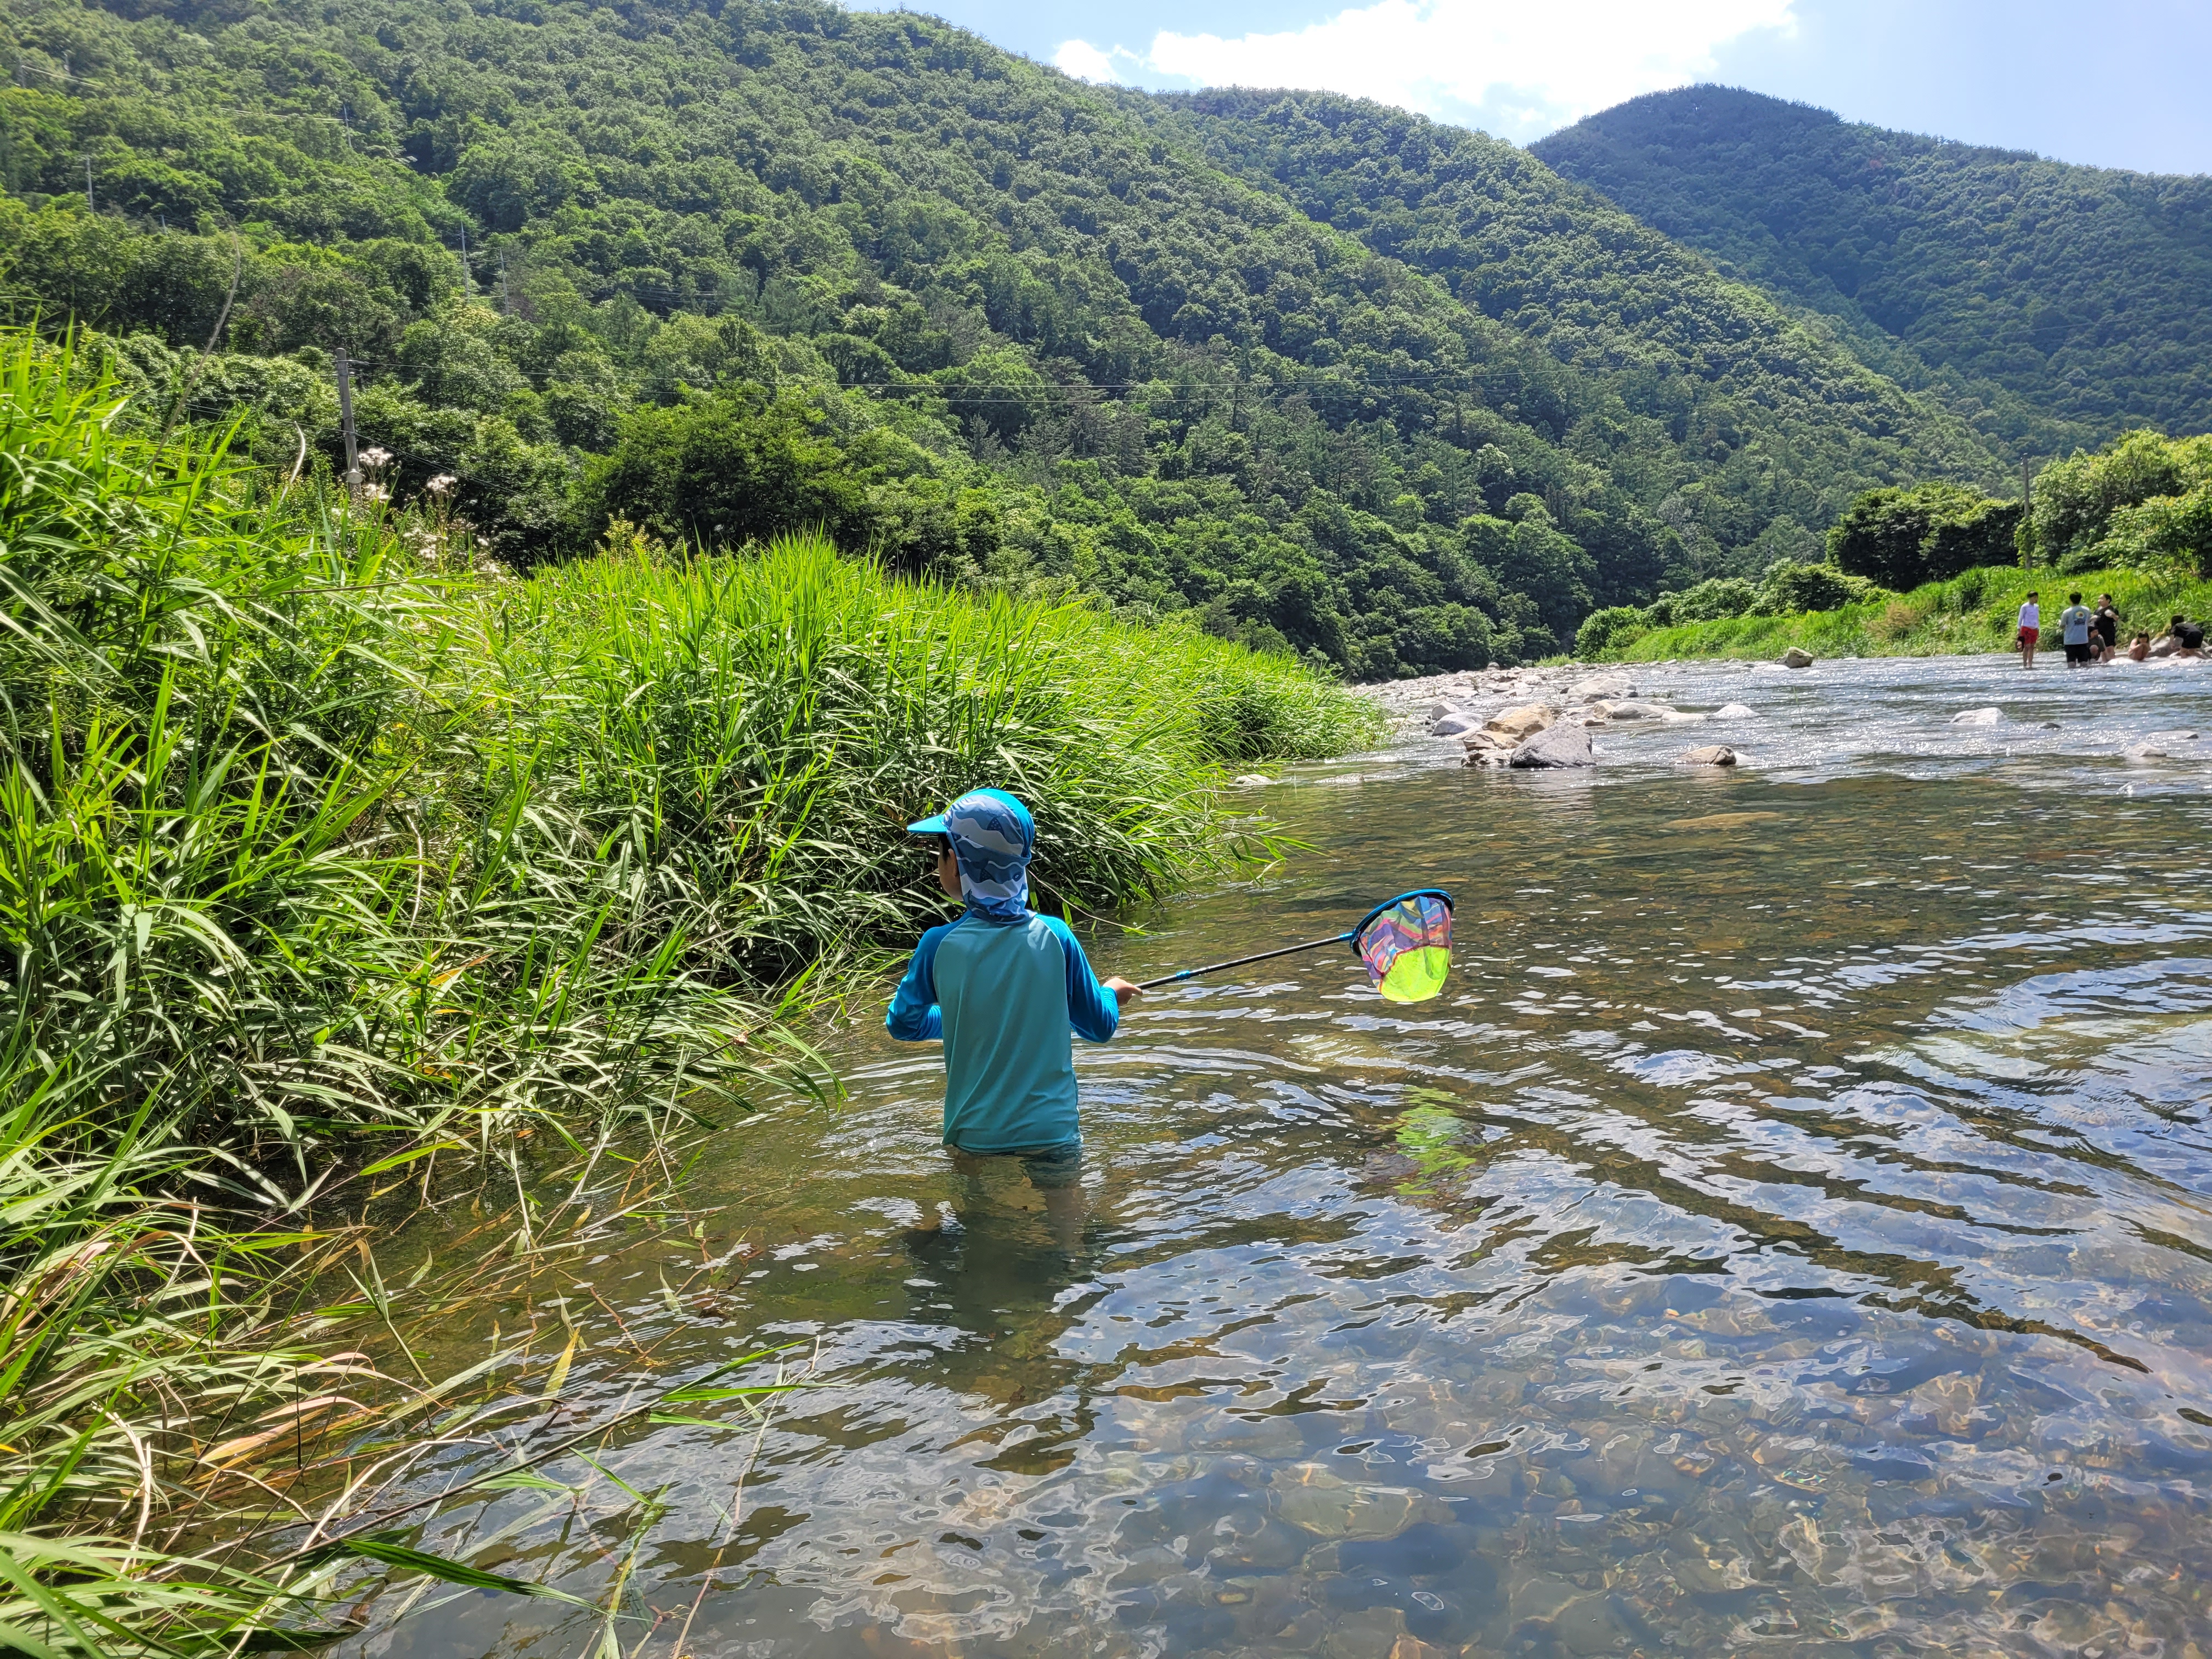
top-left (2094, 594), bottom-right (2121, 662)
top-left (2059, 591), bottom-right (2095, 667)
top-left (2016, 592), bottom-right (2041, 668)
top-left (887, 788), bottom-right (1143, 1251)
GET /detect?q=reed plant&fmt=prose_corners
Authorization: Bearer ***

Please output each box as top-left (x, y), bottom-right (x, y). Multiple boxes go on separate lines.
top-left (0, 326), bottom-right (1378, 1655)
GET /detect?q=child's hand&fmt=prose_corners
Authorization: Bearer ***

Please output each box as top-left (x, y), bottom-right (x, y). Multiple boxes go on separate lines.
top-left (1105, 976), bottom-right (1144, 1006)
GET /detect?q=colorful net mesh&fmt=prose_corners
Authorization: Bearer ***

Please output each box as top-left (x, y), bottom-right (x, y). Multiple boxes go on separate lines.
top-left (1353, 890), bottom-right (1454, 1003)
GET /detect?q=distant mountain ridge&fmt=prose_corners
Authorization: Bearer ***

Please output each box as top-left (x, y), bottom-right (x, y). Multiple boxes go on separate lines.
top-left (1532, 86), bottom-right (2212, 459)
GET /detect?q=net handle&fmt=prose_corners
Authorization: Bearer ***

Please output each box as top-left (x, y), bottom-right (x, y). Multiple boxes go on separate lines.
top-left (1131, 888), bottom-right (1454, 991)
top-left (1133, 933), bottom-right (1351, 991)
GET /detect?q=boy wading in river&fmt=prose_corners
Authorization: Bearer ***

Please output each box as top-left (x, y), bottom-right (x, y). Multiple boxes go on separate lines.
top-left (887, 788), bottom-right (1143, 1250)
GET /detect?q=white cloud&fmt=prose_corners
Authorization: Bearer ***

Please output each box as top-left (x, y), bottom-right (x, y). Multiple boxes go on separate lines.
top-left (1057, 0), bottom-right (1796, 140)
top-left (1051, 37), bottom-right (1122, 84)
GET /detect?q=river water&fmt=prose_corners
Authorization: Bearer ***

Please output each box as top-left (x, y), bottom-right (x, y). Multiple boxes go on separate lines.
top-left (360, 656), bottom-right (2212, 1658)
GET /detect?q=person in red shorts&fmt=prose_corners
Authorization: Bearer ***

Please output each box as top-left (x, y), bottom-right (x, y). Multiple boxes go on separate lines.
top-left (2016, 591), bottom-right (2040, 669)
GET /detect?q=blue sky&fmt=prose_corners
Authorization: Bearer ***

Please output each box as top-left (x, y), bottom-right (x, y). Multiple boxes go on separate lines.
top-left (887, 0), bottom-right (2212, 176)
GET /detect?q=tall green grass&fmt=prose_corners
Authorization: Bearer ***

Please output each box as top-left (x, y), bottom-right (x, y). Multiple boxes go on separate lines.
top-left (0, 328), bottom-right (1378, 1655)
top-left (1598, 563), bottom-right (2212, 662)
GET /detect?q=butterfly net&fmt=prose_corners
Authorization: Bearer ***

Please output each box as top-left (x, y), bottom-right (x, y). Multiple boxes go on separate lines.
top-left (1353, 891), bottom-right (1453, 1003)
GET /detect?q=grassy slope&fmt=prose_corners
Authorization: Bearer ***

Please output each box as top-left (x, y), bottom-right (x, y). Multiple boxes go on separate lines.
top-left (1600, 565), bottom-right (2212, 662)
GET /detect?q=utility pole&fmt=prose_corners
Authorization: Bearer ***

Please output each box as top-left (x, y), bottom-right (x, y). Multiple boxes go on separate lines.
top-left (335, 348), bottom-right (360, 506)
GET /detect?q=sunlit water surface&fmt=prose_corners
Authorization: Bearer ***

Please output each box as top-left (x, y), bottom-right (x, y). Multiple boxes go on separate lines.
top-left (358, 656), bottom-right (2212, 1658)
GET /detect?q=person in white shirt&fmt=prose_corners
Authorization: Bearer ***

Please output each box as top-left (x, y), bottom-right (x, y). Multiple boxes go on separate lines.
top-left (2016, 592), bottom-right (2040, 669)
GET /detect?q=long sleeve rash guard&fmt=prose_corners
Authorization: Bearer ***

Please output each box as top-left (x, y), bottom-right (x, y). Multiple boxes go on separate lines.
top-left (885, 912), bottom-right (1120, 1152)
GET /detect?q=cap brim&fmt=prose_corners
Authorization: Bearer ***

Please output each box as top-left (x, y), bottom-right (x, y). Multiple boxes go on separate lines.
top-left (907, 815), bottom-right (949, 836)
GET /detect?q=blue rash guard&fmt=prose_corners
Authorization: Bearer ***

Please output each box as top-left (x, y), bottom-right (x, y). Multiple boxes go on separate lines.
top-left (884, 912), bottom-right (1120, 1152)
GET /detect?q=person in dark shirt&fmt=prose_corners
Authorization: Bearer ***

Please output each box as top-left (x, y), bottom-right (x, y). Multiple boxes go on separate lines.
top-left (2093, 594), bottom-right (2121, 662)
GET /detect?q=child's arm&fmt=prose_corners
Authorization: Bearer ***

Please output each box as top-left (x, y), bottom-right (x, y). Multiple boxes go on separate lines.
top-left (884, 928), bottom-right (946, 1041)
top-left (1043, 917), bottom-right (1120, 1042)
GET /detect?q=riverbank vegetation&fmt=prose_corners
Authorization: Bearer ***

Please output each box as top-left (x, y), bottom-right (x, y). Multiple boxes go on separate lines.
top-left (0, 328), bottom-right (1374, 1653)
top-left (1587, 563), bottom-right (2212, 663)
top-left (1578, 425), bottom-right (2212, 662)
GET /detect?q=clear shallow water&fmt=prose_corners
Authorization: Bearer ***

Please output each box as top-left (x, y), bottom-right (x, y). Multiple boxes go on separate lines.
top-left (358, 656), bottom-right (2212, 1658)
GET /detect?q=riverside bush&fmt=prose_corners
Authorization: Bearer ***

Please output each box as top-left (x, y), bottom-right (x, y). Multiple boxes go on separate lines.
top-left (0, 330), bottom-right (1376, 1655)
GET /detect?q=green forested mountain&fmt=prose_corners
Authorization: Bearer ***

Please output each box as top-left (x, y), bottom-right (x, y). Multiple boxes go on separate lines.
top-left (1533, 87), bottom-right (2212, 460)
top-left (0, 0), bottom-right (2011, 673)
top-left (1128, 88), bottom-right (2004, 562)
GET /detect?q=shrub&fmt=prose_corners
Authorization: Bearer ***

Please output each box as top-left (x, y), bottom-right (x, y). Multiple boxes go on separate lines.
top-left (1666, 575), bottom-right (1761, 622)
top-left (1752, 560), bottom-right (1884, 614)
top-left (1828, 483), bottom-right (2021, 589)
top-left (1574, 605), bottom-right (1649, 659)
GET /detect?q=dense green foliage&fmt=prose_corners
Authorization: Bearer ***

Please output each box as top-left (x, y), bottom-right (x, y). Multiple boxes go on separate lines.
top-left (2029, 429), bottom-right (2212, 578)
top-left (1133, 86), bottom-right (2007, 579)
top-left (1826, 482), bottom-right (2021, 590)
top-left (1534, 87), bottom-right (2212, 458)
top-left (0, 330), bottom-right (1374, 1654)
top-left (0, 331), bottom-right (1361, 1153)
top-left (1589, 560), bottom-right (2212, 663)
top-left (1574, 558), bottom-right (1887, 658)
top-left (0, 0), bottom-right (2019, 672)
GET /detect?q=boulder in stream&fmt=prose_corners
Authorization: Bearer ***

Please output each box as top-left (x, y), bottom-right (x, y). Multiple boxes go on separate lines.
top-left (1510, 723), bottom-right (1595, 768)
top-left (1714, 702), bottom-right (1755, 720)
top-left (1680, 744), bottom-right (1739, 766)
top-left (1781, 647), bottom-right (1814, 668)
top-left (1430, 713), bottom-right (1479, 736)
top-left (1484, 702), bottom-right (1557, 740)
top-left (1951, 707), bottom-right (2002, 726)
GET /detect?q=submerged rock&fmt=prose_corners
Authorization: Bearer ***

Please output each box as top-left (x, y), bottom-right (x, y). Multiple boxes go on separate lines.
top-left (1429, 714), bottom-right (1478, 737)
top-left (1680, 744), bottom-right (1738, 766)
top-left (1951, 707), bottom-right (2002, 726)
top-left (1781, 647), bottom-right (1814, 668)
top-left (1714, 702), bottom-right (1755, 719)
top-left (1232, 773), bottom-right (1274, 786)
top-left (1510, 723), bottom-right (1595, 769)
top-left (1566, 672), bottom-right (1635, 703)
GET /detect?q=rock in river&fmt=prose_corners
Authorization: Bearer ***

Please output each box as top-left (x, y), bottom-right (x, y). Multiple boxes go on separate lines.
top-left (1484, 702), bottom-right (1557, 740)
top-left (1510, 723), bottom-right (1594, 768)
top-left (1714, 702), bottom-right (1754, 719)
top-left (1951, 707), bottom-right (2001, 726)
top-left (1430, 713), bottom-right (1479, 737)
top-left (1680, 744), bottom-right (1737, 766)
top-left (1781, 647), bottom-right (1814, 668)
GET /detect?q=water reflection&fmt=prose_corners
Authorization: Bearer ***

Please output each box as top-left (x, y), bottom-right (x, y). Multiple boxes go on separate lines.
top-left (351, 658), bottom-right (2212, 1658)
